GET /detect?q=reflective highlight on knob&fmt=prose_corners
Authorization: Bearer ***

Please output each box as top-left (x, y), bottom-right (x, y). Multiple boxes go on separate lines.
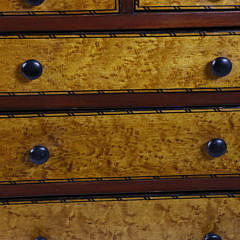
top-left (26, 0), bottom-right (45, 6)
top-left (21, 59), bottom-right (43, 80)
top-left (35, 237), bottom-right (47, 240)
top-left (29, 145), bottom-right (49, 164)
top-left (211, 57), bottom-right (232, 77)
top-left (207, 138), bottom-right (227, 158)
top-left (204, 233), bottom-right (222, 240)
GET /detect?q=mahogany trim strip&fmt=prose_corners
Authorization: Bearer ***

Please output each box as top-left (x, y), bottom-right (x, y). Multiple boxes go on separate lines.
top-left (0, 177), bottom-right (240, 199)
top-left (120, 0), bottom-right (135, 13)
top-left (0, 91), bottom-right (240, 112)
top-left (1, 11), bottom-right (240, 33)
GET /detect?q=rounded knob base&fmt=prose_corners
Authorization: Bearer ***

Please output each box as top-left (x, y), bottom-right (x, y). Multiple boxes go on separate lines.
top-left (29, 145), bottom-right (49, 164)
top-left (26, 0), bottom-right (45, 6)
top-left (204, 233), bottom-right (222, 240)
top-left (207, 138), bottom-right (227, 158)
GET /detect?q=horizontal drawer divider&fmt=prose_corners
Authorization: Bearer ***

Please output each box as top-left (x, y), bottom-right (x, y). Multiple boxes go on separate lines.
top-left (0, 176), bottom-right (240, 202)
top-left (1, 11), bottom-right (240, 33)
top-left (0, 90), bottom-right (240, 116)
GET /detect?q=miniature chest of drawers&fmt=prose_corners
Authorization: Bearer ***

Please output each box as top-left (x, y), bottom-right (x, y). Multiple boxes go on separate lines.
top-left (0, 1), bottom-right (240, 240)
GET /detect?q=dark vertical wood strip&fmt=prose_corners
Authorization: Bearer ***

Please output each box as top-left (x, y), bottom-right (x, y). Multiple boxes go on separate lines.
top-left (120, 0), bottom-right (135, 13)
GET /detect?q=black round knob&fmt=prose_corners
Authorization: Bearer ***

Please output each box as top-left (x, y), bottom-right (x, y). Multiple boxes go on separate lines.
top-left (35, 237), bottom-right (47, 240)
top-left (207, 138), bottom-right (227, 158)
top-left (26, 0), bottom-right (45, 6)
top-left (204, 233), bottom-right (222, 240)
top-left (29, 145), bottom-right (49, 164)
top-left (211, 57), bottom-right (232, 77)
top-left (21, 59), bottom-right (42, 80)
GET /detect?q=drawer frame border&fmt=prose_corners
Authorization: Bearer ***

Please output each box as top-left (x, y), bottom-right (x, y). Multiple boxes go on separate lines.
top-left (1, 174), bottom-right (240, 205)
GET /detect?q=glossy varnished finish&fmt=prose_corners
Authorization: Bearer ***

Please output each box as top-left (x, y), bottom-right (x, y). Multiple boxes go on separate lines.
top-left (139, 0), bottom-right (239, 7)
top-left (1, 36), bottom-right (240, 91)
top-left (0, 198), bottom-right (240, 239)
top-left (0, 0), bottom-right (116, 11)
top-left (0, 112), bottom-right (240, 181)
top-left (1, 177), bottom-right (240, 199)
top-left (1, 12), bottom-right (240, 32)
top-left (1, 91), bottom-right (240, 113)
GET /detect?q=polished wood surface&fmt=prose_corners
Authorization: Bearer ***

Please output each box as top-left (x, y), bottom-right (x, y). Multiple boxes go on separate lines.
top-left (1, 91), bottom-right (240, 114)
top-left (0, 0), bottom-right (116, 11)
top-left (1, 177), bottom-right (240, 199)
top-left (1, 198), bottom-right (240, 239)
top-left (1, 11), bottom-right (240, 31)
top-left (1, 36), bottom-right (240, 92)
top-left (139, 0), bottom-right (239, 7)
top-left (0, 112), bottom-right (240, 181)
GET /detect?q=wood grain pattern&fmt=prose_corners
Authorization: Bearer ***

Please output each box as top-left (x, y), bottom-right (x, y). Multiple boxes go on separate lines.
top-left (1, 36), bottom-right (240, 92)
top-left (139, 0), bottom-right (239, 7)
top-left (2, 12), bottom-right (240, 32)
top-left (2, 91), bottom-right (240, 113)
top-left (0, 0), bottom-right (116, 11)
top-left (1, 177), bottom-right (240, 199)
top-left (1, 198), bottom-right (240, 240)
top-left (0, 112), bottom-right (240, 181)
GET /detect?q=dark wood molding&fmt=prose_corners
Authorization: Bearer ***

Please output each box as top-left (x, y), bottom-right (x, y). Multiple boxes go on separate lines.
top-left (120, 0), bottom-right (135, 13)
top-left (0, 11), bottom-right (240, 33)
top-left (0, 176), bottom-right (240, 199)
top-left (0, 91), bottom-right (240, 113)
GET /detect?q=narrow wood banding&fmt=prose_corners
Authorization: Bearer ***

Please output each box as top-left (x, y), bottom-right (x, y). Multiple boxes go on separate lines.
top-left (0, 91), bottom-right (240, 113)
top-left (1, 11), bottom-right (240, 33)
top-left (0, 177), bottom-right (240, 199)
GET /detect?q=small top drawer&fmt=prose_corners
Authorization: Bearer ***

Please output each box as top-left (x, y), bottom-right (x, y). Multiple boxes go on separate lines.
top-left (137, 0), bottom-right (239, 10)
top-left (0, 0), bottom-right (116, 12)
top-left (1, 35), bottom-right (240, 92)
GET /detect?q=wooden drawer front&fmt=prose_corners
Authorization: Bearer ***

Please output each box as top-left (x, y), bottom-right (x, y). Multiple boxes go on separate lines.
top-left (1, 198), bottom-right (240, 239)
top-left (1, 112), bottom-right (240, 181)
top-left (0, 0), bottom-right (116, 12)
top-left (1, 36), bottom-right (240, 92)
top-left (137, 0), bottom-right (238, 10)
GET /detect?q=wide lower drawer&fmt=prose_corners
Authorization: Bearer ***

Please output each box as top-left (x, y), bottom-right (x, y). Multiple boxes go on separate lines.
top-left (137, 0), bottom-right (239, 10)
top-left (0, 0), bottom-right (116, 12)
top-left (0, 112), bottom-right (240, 181)
top-left (1, 36), bottom-right (240, 92)
top-left (0, 198), bottom-right (240, 239)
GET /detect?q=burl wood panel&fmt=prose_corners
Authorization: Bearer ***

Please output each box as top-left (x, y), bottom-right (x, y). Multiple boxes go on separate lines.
top-left (0, 112), bottom-right (240, 181)
top-left (1, 198), bottom-right (240, 240)
top-left (1, 36), bottom-right (240, 92)
top-left (139, 0), bottom-right (238, 7)
top-left (0, 0), bottom-right (115, 11)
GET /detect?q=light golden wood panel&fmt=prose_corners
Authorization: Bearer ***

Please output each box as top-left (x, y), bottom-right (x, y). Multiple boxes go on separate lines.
top-left (1, 198), bottom-right (240, 239)
top-left (138, 0), bottom-right (238, 7)
top-left (0, 112), bottom-right (240, 181)
top-left (0, 0), bottom-right (116, 11)
top-left (1, 36), bottom-right (240, 92)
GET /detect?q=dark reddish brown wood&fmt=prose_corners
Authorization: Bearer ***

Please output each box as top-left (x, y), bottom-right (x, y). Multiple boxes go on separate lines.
top-left (0, 11), bottom-right (240, 33)
top-left (120, 0), bottom-right (135, 13)
top-left (0, 177), bottom-right (240, 199)
top-left (0, 91), bottom-right (240, 112)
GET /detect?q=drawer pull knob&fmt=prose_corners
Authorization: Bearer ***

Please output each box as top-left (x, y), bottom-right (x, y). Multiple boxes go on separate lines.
top-left (26, 0), bottom-right (45, 6)
top-left (211, 57), bottom-right (232, 77)
top-left (29, 145), bottom-right (49, 164)
top-left (204, 233), bottom-right (222, 240)
top-left (35, 237), bottom-right (47, 240)
top-left (21, 59), bottom-right (43, 80)
top-left (207, 138), bottom-right (227, 158)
